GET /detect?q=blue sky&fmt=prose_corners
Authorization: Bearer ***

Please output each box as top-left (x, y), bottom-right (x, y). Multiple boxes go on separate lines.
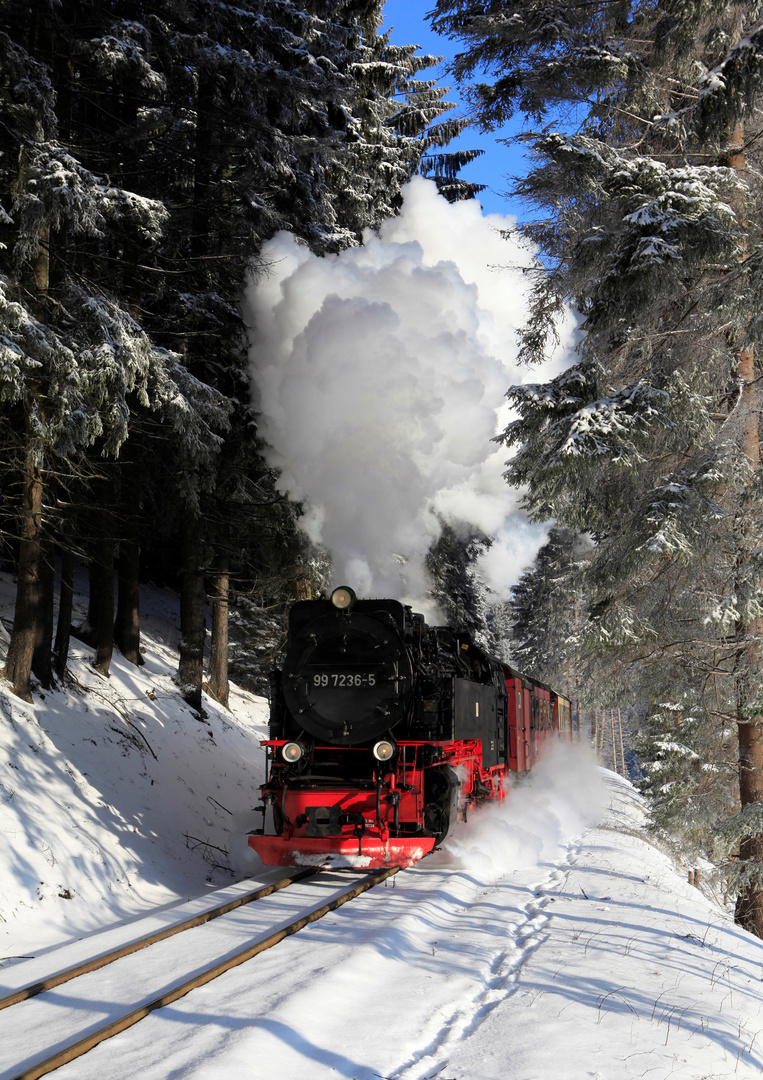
top-left (379, 0), bottom-right (527, 219)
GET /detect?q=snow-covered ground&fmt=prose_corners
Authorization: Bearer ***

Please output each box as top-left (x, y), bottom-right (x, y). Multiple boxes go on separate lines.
top-left (2, 572), bottom-right (762, 1079)
top-left (0, 571), bottom-right (269, 959)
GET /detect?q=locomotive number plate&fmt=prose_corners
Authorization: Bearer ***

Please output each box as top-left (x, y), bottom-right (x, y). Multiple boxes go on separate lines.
top-left (312, 672), bottom-right (377, 687)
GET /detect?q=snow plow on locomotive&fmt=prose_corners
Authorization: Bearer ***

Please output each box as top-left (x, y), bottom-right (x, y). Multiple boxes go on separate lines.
top-left (247, 587), bottom-right (572, 869)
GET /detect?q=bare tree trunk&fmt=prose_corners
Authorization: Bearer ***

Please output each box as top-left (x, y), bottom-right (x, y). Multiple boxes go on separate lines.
top-left (294, 573), bottom-right (311, 601)
top-left (31, 541), bottom-right (54, 689)
top-left (177, 515), bottom-right (207, 716)
top-left (617, 707), bottom-right (625, 778)
top-left (89, 532), bottom-right (114, 675)
top-left (4, 151), bottom-right (50, 701)
top-left (178, 70), bottom-right (211, 714)
top-left (114, 536), bottom-right (142, 666)
top-left (736, 713), bottom-right (763, 931)
top-left (114, 459), bottom-right (143, 666)
top-left (734, 336), bottom-right (763, 930)
top-left (86, 476), bottom-right (116, 676)
top-left (207, 544), bottom-right (230, 708)
top-left (54, 545), bottom-right (74, 682)
top-left (4, 457), bottom-right (44, 701)
top-left (726, 122), bottom-right (763, 937)
top-left (33, 223), bottom-right (49, 295)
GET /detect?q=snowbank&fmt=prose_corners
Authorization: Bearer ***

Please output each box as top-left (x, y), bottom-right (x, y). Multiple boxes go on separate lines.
top-left (0, 571), bottom-right (268, 961)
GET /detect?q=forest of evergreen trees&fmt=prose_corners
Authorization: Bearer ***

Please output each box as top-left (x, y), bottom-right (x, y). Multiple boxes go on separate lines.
top-left (432, 0), bottom-right (763, 935)
top-left (0, 0), bottom-right (481, 708)
top-left (4, 0), bottom-right (763, 938)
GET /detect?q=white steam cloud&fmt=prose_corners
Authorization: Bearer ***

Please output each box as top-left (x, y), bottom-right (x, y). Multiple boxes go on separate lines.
top-left (246, 177), bottom-right (576, 605)
top-left (432, 742), bottom-right (606, 878)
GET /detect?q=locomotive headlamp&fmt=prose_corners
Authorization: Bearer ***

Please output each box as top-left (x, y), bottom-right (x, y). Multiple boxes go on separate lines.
top-left (330, 586), bottom-right (356, 611)
top-left (281, 741), bottom-right (305, 763)
top-left (373, 739), bottom-right (396, 762)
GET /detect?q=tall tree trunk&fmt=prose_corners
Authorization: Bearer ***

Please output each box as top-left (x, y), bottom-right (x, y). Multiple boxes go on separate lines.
top-left (31, 541), bottom-right (54, 689)
top-left (33, 223), bottom-right (49, 295)
top-left (54, 545), bottom-right (74, 682)
top-left (733, 326), bottom-right (763, 934)
top-left (87, 479), bottom-right (115, 676)
top-left (728, 122), bottom-right (763, 937)
top-left (5, 131), bottom-right (52, 699)
top-left (573, 588), bottom-right (582, 740)
top-left (207, 545), bottom-right (230, 708)
top-left (4, 456), bottom-right (44, 701)
top-left (115, 536), bottom-right (143, 666)
top-left (177, 515), bottom-right (207, 716)
top-left (114, 461), bottom-right (143, 666)
top-left (617, 708), bottom-right (625, 777)
top-left (736, 713), bottom-right (763, 931)
top-left (173, 71), bottom-right (214, 717)
top-left (294, 573), bottom-right (311, 601)
top-left (89, 532), bottom-right (114, 676)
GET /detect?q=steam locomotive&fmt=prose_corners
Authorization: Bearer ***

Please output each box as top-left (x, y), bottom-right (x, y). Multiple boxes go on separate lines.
top-left (247, 587), bottom-right (572, 869)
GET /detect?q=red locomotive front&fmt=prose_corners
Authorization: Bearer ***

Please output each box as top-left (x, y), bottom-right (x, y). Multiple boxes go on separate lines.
top-left (248, 587), bottom-right (568, 869)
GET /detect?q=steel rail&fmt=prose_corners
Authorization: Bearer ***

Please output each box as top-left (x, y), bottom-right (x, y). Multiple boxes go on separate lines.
top-left (0, 868), bottom-right (315, 1012)
top-left (9, 866), bottom-right (399, 1080)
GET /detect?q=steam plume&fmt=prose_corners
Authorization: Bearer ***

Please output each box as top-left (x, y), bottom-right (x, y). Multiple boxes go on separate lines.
top-left (246, 178), bottom-right (575, 605)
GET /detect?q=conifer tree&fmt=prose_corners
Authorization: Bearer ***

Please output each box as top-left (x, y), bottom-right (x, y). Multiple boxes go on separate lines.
top-left (431, 0), bottom-right (763, 934)
top-left (1, 0), bottom-right (473, 706)
top-left (426, 523), bottom-right (494, 645)
top-left (0, 7), bottom-right (227, 698)
top-left (509, 527), bottom-right (585, 699)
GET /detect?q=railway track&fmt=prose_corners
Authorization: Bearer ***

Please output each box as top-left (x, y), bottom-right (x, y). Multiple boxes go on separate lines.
top-left (0, 865), bottom-right (398, 1080)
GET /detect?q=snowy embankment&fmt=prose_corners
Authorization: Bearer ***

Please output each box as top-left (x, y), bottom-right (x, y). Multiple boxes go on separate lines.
top-left (1, 572), bottom-right (763, 1080)
top-left (0, 571), bottom-right (268, 959)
